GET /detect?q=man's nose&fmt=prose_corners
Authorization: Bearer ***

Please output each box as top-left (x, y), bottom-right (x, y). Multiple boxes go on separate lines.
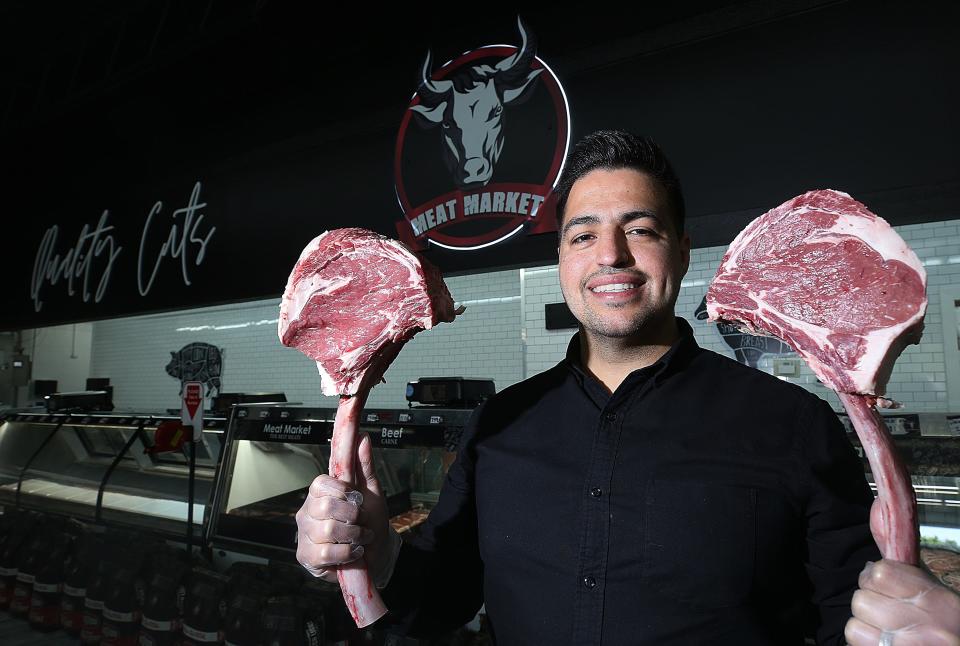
top-left (596, 232), bottom-right (632, 267)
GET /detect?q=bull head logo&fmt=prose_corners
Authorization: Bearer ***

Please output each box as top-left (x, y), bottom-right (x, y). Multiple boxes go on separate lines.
top-left (411, 18), bottom-right (542, 189)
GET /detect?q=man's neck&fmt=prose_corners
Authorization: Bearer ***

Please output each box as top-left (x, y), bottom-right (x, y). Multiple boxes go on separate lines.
top-left (579, 318), bottom-right (682, 394)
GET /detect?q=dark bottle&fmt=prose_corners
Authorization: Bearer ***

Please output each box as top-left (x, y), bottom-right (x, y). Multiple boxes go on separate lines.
top-left (62, 534), bottom-right (102, 636)
top-left (0, 512), bottom-right (16, 609)
top-left (100, 566), bottom-right (142, 646)
top-left (299, 579), bottom-right (352, 646)
top-left (9, 531), bottom-right (49, 617)
top-left (222, 562), bottom-right (268, 607)
top-left (221, 588), bottom-right (264, 646)
top-left (0, 511), bottom-right (39, 609)
top-left (81, 552), bottom-right (114, 644)
top-left (180, 569), bottom-right (228, 645)
top-left (28, 530), bottom-right (74, 631)
top-left (82, 529), bottom-right (144, 644)
top-left (138, 564), bottom-right (186, 646)
top-left (296, 588), bottom-right (327, 646)
top-left (258, 595), bottom-right (310, 646)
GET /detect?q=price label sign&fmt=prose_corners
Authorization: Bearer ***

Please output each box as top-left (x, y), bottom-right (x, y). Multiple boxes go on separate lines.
top-left (181, 381), bottom-right (204, 441)
top-left (947, 415), bottom-right (960, 437)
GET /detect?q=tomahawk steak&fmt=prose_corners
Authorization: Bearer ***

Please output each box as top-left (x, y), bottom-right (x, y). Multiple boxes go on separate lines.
top-left (279, 227), bottom-right (461, 626)
top-left (706, 189), bottom-right (926, 564)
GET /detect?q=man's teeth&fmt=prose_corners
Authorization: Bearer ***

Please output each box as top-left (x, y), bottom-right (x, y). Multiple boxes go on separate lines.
top-left (591, 283), bottom-right (638, 293)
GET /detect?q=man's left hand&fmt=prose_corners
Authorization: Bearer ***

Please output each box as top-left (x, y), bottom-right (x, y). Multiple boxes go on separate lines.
top-left (845, 559), bottom-right (960, 646)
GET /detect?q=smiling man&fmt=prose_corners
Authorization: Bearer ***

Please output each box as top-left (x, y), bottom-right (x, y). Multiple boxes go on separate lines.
top-left (557, 162), bottom-right (690, 392)
top-left (294, 130), bottom-right (960, 645)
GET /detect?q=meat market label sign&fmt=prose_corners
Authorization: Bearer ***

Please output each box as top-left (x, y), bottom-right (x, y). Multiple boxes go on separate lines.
top-left (261, 422), bottom-right (318, 442)
top-left (394, 18), bottom-right (570, 251)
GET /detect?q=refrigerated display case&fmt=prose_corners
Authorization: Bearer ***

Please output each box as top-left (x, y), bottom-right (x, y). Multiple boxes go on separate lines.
top-left (206, 404), bottom-right (470, 559)
top-left (0, 411), bottom-right (225, 538)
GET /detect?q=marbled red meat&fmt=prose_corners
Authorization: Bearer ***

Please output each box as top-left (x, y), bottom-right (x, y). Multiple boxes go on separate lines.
top-left (279, 228), bottom-right (459, 396)
top-left (707, 190), bottom-right (927, 564)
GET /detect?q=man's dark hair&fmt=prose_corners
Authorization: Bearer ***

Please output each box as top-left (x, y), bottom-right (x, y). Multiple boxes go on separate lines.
top-left (554, 130), bottom-right (685, 236)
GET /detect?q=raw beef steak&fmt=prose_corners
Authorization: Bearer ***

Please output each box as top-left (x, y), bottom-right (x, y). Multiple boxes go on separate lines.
top-left (279, 227), bottom-right (459, 396)
top-left (280, 227), bottom-right (460, 626)
top-left (706, 189), bottom-right (927, 564)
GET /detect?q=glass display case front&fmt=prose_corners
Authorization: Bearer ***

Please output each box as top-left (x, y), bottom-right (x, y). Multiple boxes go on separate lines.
top-left (206, 405), bottom-right (470, 559)
top-left (0, 411), bottom-right (225, 537)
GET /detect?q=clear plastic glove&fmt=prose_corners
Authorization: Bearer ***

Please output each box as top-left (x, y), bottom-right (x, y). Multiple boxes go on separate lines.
top-left (295, 434), bottom-right (399, 586)
top-left (844, 559), bottom-right (960, 646)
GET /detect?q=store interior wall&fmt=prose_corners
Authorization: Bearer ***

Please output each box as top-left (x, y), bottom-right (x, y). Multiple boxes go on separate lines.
top-left (15, 218), bottom-right (959, 414)
top-left (9, 324), bottom-right (93, 408)
top-left (0, 332), bottom-right (16, 407)
top-left (80, 269), bottom-right (522, 412)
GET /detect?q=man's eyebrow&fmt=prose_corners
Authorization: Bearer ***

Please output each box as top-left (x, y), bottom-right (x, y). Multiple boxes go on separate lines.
top-left (560, 210), bottom-right (662, 239)
top-left (560, 214), bottom-right (599, 239)
top-left (620, 209), bottom-right (662, 227)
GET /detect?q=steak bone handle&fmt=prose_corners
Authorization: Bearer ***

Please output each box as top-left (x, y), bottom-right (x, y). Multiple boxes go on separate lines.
top-left (839, 392), bottom-right (919, 565)
top-left (330, 393), bottom-right (388, 627)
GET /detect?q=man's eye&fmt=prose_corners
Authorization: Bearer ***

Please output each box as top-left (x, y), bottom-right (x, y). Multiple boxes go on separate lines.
top-left (628, 228), bottom-right (654, 236)
top-left (570, 233), bottom-right (593, 244)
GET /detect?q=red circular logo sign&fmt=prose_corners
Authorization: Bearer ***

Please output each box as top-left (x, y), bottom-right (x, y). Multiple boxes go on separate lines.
top-left (394, 22), bottom-right (570, 251)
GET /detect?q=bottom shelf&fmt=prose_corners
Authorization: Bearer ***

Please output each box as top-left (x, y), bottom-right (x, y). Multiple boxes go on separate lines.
top-left (0, 611), bottom-right (76, 646)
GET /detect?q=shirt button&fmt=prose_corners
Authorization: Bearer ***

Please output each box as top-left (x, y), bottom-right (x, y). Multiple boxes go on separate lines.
top-left (582, 576), bottom-right (597, 589)
top-left (590, 488), bottom-right (602, 498)
top-left (605, 412), bottom-right (617, 423)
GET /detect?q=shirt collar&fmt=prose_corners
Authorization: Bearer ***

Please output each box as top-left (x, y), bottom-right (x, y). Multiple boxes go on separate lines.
top-left (565, 317), bottom-right (701, 391)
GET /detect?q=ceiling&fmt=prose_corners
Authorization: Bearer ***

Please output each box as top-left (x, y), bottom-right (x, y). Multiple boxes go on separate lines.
top-left (0, 1), bottom-right (855, 212)
top-left (0, 1), bottom-right (841, 143)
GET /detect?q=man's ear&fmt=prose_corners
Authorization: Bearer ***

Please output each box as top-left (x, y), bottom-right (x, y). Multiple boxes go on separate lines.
top-left (679, 232), bottom-right (691, 277)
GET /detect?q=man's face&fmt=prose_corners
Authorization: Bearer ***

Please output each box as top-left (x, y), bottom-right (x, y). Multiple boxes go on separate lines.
top-left (558, 168), bottom-right (690, 341)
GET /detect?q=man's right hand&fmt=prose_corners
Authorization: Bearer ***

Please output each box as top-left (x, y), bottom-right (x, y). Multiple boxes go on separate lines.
top-left (295, 434), bottom-right (397, 585)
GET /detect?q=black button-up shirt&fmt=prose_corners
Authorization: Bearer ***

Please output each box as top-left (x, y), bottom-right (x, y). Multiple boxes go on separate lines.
top-left (383, 319), bottom-right (879, 645)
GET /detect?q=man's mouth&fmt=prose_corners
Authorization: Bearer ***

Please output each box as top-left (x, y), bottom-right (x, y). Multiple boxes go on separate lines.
top-left (589, 283), bottom-right (640, 293)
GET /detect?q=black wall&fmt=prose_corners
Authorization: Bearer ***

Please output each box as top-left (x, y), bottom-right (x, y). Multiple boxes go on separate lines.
top-left (3, 1), bottom-right (958, 329)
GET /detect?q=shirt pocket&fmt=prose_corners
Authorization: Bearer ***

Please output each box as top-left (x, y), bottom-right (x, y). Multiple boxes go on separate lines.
top-left (643, 479), bottom-right (757, 609)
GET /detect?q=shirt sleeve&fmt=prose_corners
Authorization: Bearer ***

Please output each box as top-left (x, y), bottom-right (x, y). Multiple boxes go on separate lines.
top-left (378, 403), bottom-right (486, 636)
top-left (799, 396), bottom-right (882, 645)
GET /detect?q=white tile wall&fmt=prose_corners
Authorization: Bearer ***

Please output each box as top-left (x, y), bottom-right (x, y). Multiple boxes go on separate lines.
top-left (28, 219), bottom-right (960, 414)
top-left (86, 270), bottom-right (522, 411)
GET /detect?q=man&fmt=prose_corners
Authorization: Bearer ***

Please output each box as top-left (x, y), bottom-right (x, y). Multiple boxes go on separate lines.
top-left (296, 131), bottom-right (960, 644)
